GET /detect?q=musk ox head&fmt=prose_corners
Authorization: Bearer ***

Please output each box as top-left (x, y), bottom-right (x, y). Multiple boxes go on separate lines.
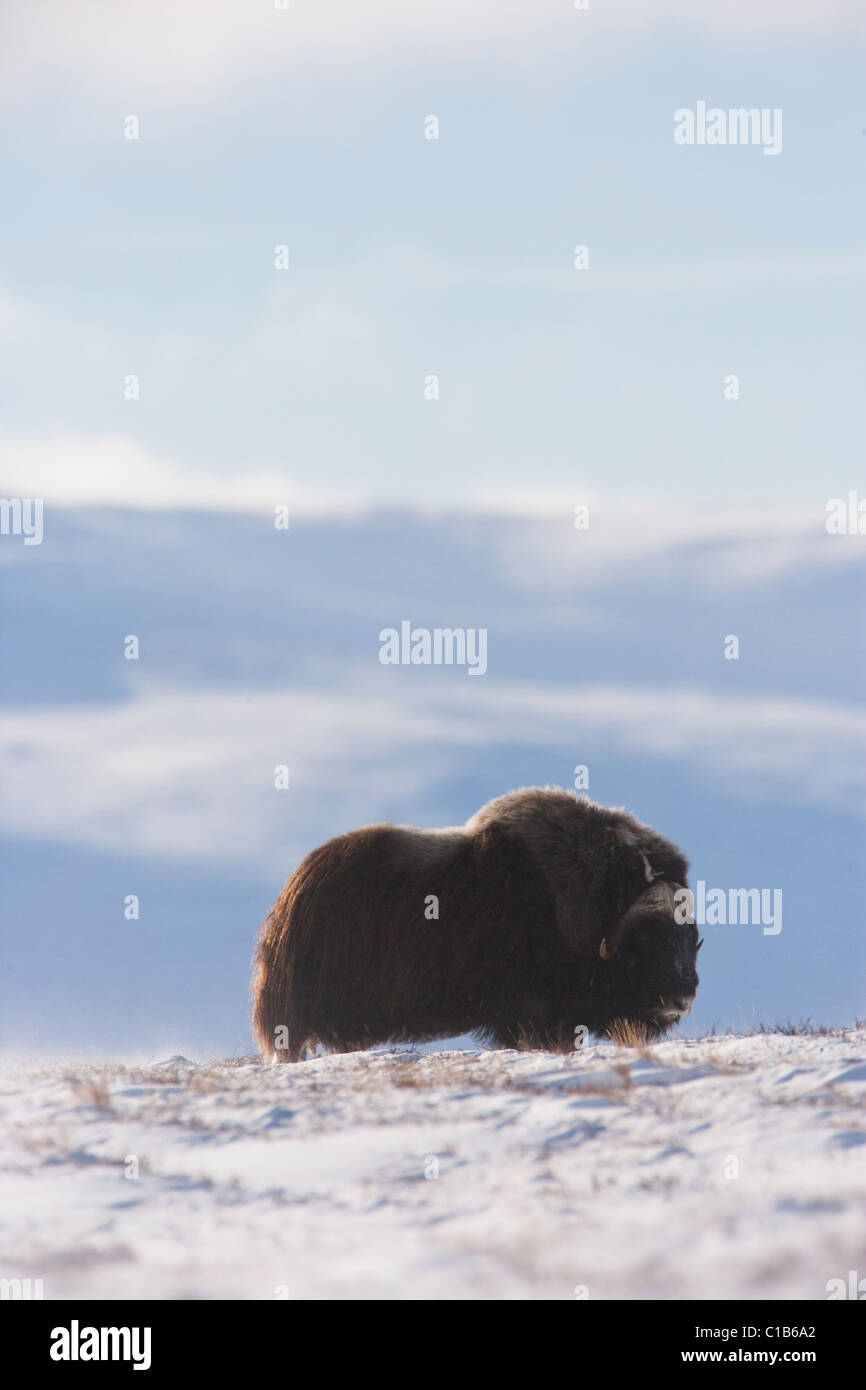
top-left (597, 880), bottom-right (702, 1035)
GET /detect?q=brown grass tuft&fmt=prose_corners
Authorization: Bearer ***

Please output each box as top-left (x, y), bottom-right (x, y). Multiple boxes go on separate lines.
top-left (605, 1018), bottom-right (652, 1048)
top-left (66, 1074), bottom-right (115, 1112)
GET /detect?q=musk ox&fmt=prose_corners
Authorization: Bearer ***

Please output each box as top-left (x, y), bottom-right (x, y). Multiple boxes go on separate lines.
top-left (252, 788), bottom-right (701, 1062)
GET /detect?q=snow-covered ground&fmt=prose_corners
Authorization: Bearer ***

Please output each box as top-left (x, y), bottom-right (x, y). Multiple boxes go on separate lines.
top-left (1, 1030), bottom-right (864, 1300)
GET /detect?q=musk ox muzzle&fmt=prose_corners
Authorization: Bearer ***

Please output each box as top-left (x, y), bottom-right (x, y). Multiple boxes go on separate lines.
top-left (252, 787), bottom-right (700, 1061)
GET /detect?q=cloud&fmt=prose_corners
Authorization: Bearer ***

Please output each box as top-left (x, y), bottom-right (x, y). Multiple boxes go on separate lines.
top-left (2, 679), bottom-right (863, 869)
top-left (0, 435), bottom-right (371, 517)
top-left (485, 496), bottom-right (864, 590)
top-left (389, 248), bottom-right (866, 298)
top-left (3, 430), bottom-right (863, 593)
top-left (2, 1), bottom-right (862, 109)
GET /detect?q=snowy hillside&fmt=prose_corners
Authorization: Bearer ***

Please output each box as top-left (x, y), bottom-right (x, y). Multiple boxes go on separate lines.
top-left (2, 1029), bottom-right (864, 1301)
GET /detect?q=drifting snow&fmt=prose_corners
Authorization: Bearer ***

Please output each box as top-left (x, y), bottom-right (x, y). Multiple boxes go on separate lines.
top-left (1, 1030), bottom-right (864, 1300)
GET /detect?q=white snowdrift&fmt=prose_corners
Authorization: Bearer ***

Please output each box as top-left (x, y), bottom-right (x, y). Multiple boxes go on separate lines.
top-left (1, 1030), bottom-right (864, 1300)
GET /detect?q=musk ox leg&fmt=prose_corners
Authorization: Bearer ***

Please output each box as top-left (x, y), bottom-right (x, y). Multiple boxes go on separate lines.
top-left (272, 1039), bottom-right (307, 1064)
top-left (483, 1019), bottom-right (581, 1054)
top-left (278, 1035), bottom-right (372, 1062)
top-left (253, 987), bottom-right (310, 1062)
top-left (482, 1022), bottom-right (528, 1051)
top-left (259, 1029), bottom-right (308, 1063)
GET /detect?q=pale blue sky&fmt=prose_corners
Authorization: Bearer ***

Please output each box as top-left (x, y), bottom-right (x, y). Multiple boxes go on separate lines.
top-left (1, 2), bottom-right (863, 508)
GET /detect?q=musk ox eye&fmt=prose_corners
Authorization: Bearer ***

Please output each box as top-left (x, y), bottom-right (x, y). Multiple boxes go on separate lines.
top-left (625, 932), bottom-right (650, 953)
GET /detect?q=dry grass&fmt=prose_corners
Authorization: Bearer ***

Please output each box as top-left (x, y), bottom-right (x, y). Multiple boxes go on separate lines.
top-left (390, 1057), bottom-right (499, 1091)
top-left (65, 1074), bottom-right (115, 1112)
top-left (388, 1052), bottom-right (634, 1099)
top-left (757, 1019), bottom-right (837, 1037)
top-left (605, 1018), bottom-right (653, 1048)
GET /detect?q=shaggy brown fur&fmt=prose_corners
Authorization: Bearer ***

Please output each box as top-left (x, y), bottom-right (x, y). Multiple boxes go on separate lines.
top-left (252, 788), bottom-right (699, 1061)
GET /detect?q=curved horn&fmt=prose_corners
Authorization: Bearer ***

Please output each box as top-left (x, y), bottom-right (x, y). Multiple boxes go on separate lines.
top-left (599, 880), bottom-right (676, 960)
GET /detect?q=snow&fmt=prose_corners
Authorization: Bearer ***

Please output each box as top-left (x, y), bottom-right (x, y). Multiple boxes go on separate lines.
top-left (1, 1030), bottom-right (864, 1300)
